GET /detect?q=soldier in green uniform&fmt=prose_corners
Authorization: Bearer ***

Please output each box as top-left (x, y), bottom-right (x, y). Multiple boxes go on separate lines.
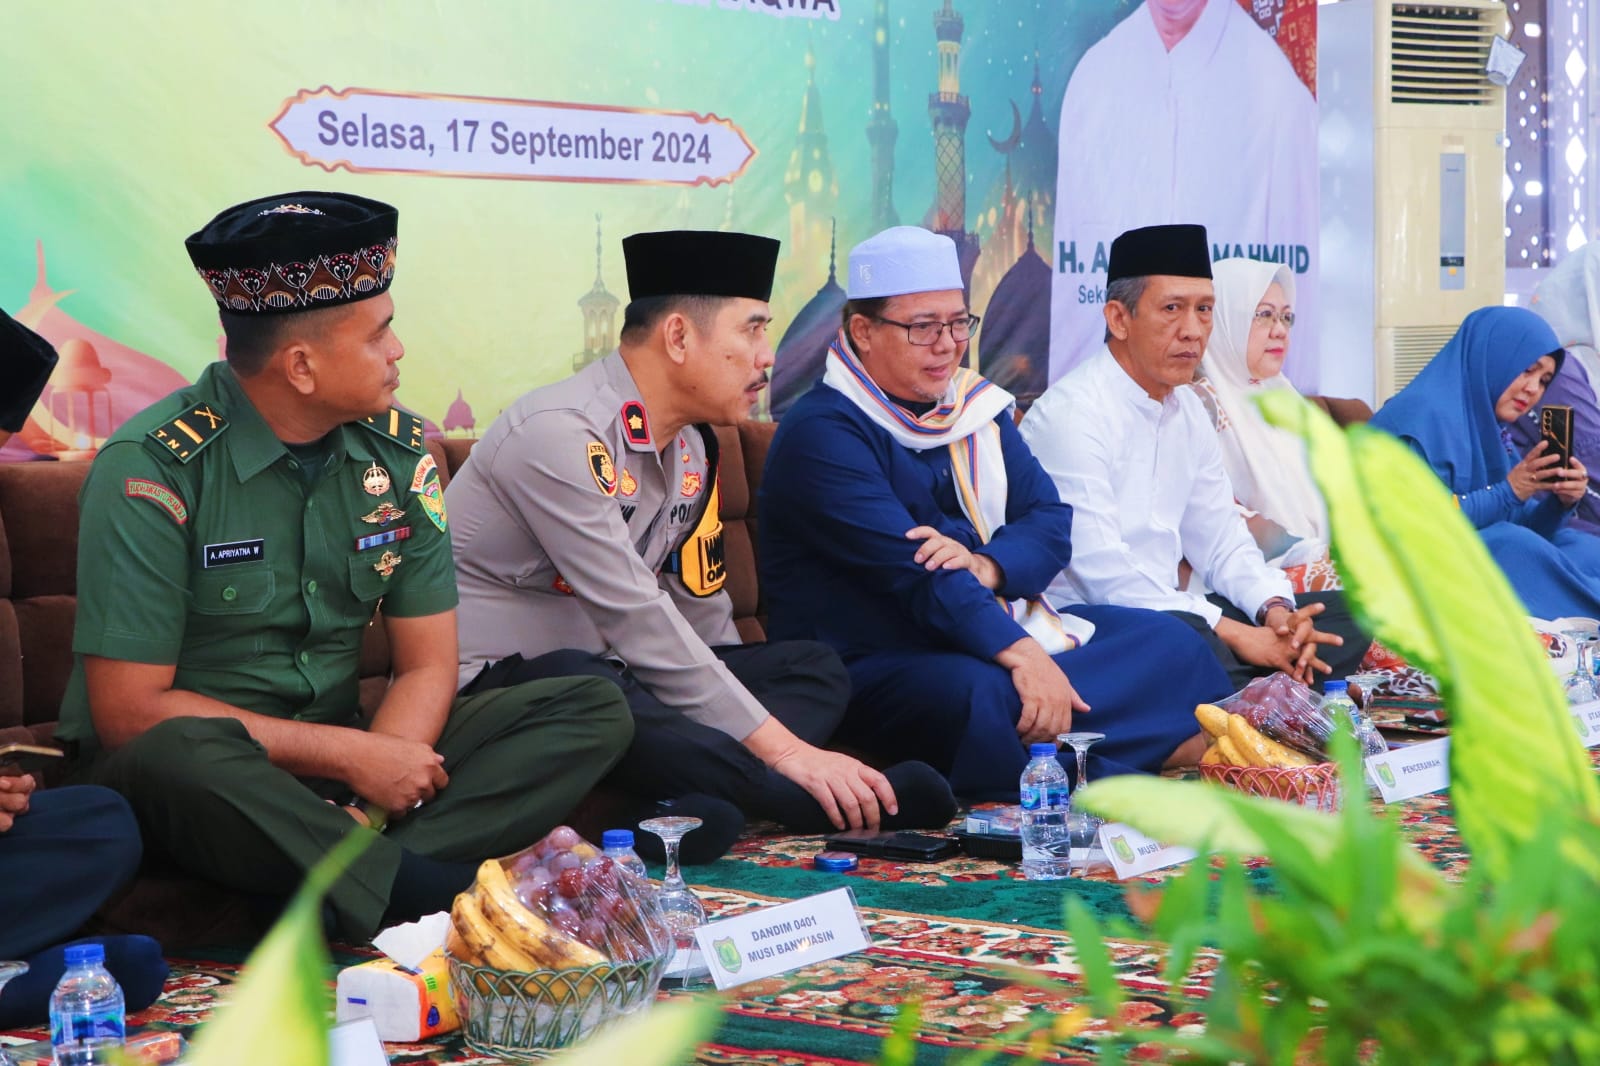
top-left (56, 191), bottom-right (632, 941)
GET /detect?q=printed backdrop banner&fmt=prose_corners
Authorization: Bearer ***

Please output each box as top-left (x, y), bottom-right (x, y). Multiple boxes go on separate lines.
top-left (0, 0), bottom-right (1316, 461)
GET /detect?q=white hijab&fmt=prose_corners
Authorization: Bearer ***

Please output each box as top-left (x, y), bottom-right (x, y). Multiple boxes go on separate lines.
top-left (1531, 241), bottom-right (1600, 390)
top-left (1195, 257), bottom-right (1328, 547)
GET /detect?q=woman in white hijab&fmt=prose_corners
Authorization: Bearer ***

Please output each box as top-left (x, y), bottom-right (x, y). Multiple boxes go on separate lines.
top-left (1191, 257), bottom-right (1336, 590)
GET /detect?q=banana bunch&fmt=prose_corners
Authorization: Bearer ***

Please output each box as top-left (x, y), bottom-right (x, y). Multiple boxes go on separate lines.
top-left (448, 859), bottom-right (609, 997)
top-left (1196, 703), bottom-right (1319, 769)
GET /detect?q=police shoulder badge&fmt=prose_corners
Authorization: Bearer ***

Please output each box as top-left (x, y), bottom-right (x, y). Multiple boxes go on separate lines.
top-left (620, 400), bottom-right (651, 446)
top-left (587, 441), bottom-right (618, 496)
top-left (147, 403), bottom-right (229, 464)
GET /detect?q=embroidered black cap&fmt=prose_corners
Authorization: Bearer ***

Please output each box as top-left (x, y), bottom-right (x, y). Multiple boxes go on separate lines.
top-left (1106, 223), bottom-right (1213, 286)
top-left (622, 230), bottom-right (781, 302)
top-left (0, 308), bottom-right (58, 433)
top-left (185, 191), bottom-right (399, 315)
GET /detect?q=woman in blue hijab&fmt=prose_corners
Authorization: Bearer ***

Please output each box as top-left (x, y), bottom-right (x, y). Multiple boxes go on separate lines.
top-left (1371, 306), bottom-right (1600, 619)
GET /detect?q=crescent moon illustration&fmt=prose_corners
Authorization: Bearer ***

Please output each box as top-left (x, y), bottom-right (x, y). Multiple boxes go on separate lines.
top-left (987, 100), bottom-right (1023, 155)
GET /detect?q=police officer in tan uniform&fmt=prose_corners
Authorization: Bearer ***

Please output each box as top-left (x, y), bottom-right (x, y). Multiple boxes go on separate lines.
top-left (57, 193), bottom-right (632, 940)
top-left (448, 231), bottom-right (955, 860)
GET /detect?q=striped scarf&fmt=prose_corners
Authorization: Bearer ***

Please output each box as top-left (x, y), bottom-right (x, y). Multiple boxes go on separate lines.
top-left (822, 331), bottom-right (1093, 653)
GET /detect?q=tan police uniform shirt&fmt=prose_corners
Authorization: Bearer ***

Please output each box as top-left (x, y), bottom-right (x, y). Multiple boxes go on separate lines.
top-left (446, 351), bottom-right (768, 740)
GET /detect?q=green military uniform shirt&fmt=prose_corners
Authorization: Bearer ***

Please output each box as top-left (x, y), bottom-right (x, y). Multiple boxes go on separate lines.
top-left (56, 361), bottom-right (456, 750)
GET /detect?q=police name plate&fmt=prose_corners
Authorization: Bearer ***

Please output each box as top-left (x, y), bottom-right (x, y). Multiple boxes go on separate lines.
top-left (1365, 737), bottom-right (1451, 803)
top-left (695, 887), bottom-right (870, 990)
top-left (1098, 822), bottom-right (1197, 880)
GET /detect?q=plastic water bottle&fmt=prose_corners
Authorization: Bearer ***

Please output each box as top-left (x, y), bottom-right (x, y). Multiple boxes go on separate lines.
top-left (1019, 743), bottom-right (1073, 880)
top-left (49, 943), bottom-right (125, 1065)
top-left (601, 829), bottom-right (650, 883)
top-left (1322, 680), bottom-right (1386, 757)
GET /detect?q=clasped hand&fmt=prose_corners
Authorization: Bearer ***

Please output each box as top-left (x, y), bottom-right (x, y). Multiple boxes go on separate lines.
top-left (906, 526), bottom-right (1002, 590)
top-left (1223, 603), bottom-right (1342, 684)
top-left (346, 731), bottom-right (448, 816)
top-left (0, 771), bottom-right (36, 833)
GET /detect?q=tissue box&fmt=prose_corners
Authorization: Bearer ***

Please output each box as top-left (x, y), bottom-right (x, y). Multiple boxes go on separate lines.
top-left (336, 948), bottom-right (460, 1042)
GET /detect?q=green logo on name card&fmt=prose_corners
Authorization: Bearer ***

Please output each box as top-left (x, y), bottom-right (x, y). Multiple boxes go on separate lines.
top-left (713, 937), bottom-right (741, 973)
top-left (1377, 764), bottom-right (1397, 789)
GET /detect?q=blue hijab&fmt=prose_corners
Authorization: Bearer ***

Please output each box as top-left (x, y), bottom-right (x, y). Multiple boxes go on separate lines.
top-left (1371, 306), bottom-right (1565, 493)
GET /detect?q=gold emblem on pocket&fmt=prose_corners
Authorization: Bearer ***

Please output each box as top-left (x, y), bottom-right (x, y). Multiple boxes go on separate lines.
top-left (373, 550), bottom-right (402, 577)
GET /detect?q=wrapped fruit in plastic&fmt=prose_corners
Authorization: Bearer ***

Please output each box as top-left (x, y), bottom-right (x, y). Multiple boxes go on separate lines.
top-left (449, 825), bottom-right (670, 981)
top-left (1219, 672), bottom-right (1336, 759)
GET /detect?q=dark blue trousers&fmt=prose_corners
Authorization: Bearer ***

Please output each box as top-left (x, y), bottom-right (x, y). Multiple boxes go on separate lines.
top-left (841, 604), bottom-right (1233, 800)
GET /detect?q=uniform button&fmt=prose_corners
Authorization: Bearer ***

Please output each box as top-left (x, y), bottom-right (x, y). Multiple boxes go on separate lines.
top-left (298, 651), bottom-right (310, 666)
top-left (307, 580), bottom-right (318, 594)
top-left (221, 586), bottom-right (237, 602)
top-left (287, 459), bottom-right (300, 470)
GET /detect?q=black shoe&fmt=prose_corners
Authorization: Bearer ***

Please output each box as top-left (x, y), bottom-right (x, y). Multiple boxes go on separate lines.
top-left (626, 794), bottom-right (746, 865)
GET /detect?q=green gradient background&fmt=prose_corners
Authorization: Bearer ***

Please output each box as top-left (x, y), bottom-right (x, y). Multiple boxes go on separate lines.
top-left (2, 0), bottom-right (1120, 426)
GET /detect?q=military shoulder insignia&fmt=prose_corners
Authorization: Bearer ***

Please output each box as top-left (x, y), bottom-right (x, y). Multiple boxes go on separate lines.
top-left (406, 453), bottom-right (447, 532)
top-left (124, 478), bottom-right (188, 524)
top-left (147, 404), bottom-right (228, 463)
top-left (358, 407), bottom-right (427, 453)
top-left (620, 400), bottom-right (651, 447)
top-left (587, 441), bottom-right (618, 496)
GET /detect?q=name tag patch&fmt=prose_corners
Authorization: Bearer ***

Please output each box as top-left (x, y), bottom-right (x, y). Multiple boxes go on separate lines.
top-left (203, 539), bottom-right (265, 568)
top-left (355, 526), bottom-right (412, 552)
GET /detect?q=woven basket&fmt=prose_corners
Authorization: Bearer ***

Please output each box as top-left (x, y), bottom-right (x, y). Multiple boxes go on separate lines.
top-left (447, 953), bottom-right (667, 1060)
top-left (1199, 760), bottom-right (1341, 813)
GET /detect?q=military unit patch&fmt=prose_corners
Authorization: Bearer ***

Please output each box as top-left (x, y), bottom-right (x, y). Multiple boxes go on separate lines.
top-left (415, 480), bottom-right (447, 532)
top-left (409, 453), bottom-right (438, 492)
top-left (125, 478), bottom-right (188, 524)
top-left (587, 441), bottom-right (618, 496)
top-left (359, 406), bottom-right (427, 453)
top-left (148, 404), bottom-right (228, 463)
top-left (621, 400), bottom-right (651, 446)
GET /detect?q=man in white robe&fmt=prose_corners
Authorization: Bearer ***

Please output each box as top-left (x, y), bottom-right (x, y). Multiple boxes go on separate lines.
top-left (1049, 0), bottom-right (1318, 386)
top-left (1022, 224), bottom-right (1368, 689)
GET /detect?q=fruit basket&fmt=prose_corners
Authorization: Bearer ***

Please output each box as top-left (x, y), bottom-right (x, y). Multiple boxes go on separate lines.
top-left (447, 954), bottom-right (667, 1058)
top-left (1199, 759), bottom-right (1340, 813)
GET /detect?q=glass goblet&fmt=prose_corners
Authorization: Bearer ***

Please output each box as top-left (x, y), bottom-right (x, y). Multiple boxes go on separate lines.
top-left (1058, 731), bottom-right (1107, 876)
top-left (1563, 631), bottom-right (1598, 705)
top-left (637, 815), bottom-right (709, 986)
top-left (0, 961), bottom-right (26, 1066)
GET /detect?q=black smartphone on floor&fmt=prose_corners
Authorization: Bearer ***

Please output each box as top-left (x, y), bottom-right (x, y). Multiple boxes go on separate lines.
top-left (823, 829), bottom-right (960, 862)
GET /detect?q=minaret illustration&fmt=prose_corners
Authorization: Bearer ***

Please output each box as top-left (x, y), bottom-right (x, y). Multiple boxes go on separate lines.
top-left (928, 0), bottom-right (980, 289)
top-left (573, 214), bottom-right (620, 372)
top-left (784, 41), bottom-right (840, 273)
top-left (866, 0), bottom-right (899, 231)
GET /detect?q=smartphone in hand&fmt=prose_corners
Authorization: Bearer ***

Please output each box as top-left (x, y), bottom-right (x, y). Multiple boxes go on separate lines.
top-left (1542, 404), bottom-right (1575, 471)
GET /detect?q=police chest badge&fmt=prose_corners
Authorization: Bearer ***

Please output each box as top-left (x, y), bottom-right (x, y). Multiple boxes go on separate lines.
top-left (406, 453), bottom-right (446, 532)
top-left (618, 467), bottom-right (638, 497)
top-left (587, 441), bottom-right (618, 497)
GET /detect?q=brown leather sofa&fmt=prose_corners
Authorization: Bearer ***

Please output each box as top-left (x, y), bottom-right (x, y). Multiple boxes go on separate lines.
top-left (0, 422), bottom-right (778, 946)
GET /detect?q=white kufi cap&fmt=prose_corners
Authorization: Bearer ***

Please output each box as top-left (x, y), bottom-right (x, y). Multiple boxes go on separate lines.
top-left (847, 226), bottom-right (964, 299)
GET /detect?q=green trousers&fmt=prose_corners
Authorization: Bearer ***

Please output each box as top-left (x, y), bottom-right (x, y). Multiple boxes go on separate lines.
top-left (76, 676), bottom-right (632, 940)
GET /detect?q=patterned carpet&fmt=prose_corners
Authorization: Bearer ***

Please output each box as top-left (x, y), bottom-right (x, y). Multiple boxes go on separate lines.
top-left (0, 759), bottom-right (1478, 1066)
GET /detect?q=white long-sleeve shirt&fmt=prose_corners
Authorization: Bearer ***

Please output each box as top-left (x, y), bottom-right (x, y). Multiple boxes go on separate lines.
top-left (1018, 347), bottom-right (1293, 628)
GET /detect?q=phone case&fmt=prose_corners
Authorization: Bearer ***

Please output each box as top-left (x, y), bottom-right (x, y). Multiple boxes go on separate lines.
top-left (823, 830), bottom-right (960, 862)
top-left (1542, 404), bottom-right (1574, 470)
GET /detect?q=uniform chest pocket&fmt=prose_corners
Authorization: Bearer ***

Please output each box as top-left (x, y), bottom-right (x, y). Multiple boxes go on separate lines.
top-left (348, 552), bottom-right (395, 604)
top-left (191, 565), bottom-right (276, 615)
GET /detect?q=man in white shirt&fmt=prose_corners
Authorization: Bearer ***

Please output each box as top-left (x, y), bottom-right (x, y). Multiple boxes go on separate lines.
top-left (1021, 224), bottom-right (1368, 689)
top-left (1049, 0), bottom-right (1318, 385)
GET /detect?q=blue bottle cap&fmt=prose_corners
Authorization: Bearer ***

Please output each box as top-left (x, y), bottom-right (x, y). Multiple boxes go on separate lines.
top-left (1028, 742), bottom-right (1056, 758)
top-left (64, 943), bottom-right (104, 966)
top-left (1324, 680), bottom-right (1349, 694)
top-left (601, 829), bottom-right (635, 849)
top-left (813, 850), bottom-right (860, 872)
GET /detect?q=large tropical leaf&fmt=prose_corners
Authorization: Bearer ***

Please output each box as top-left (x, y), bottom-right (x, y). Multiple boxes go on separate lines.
top-left (1257, 392), bottom-right (1600, 882)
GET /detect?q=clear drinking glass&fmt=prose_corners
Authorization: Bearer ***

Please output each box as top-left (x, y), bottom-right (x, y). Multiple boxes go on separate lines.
top-left (1563, 631), bottom-right (1598, 704)
top-left (0, 961), bottom-right (26, 1066)
top-left (1058, 731), bottom-right (1107, 876)
top-left (637, 815), bottom-right (708, 987)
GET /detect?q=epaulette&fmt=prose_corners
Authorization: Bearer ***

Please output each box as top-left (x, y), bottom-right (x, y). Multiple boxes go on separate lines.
top-left (147, 402), bottom-right (229, 463)
top-left (357, 407), bottom-right (427, 454)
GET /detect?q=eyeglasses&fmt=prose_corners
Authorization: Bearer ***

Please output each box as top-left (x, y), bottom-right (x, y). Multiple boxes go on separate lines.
top-left (873, 314), bottom-right (981, 346)
top-left (1252, 308), bottom-right (1296, 328)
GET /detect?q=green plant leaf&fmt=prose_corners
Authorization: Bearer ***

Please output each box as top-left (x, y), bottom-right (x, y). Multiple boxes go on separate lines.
top-left (184, 830), bottom-right (375, 1066)
top-left (540, 997), bottom-right (722, 1066)
top-left (878, 997), bottom-right (922, 1066)
top-left (1074, 775), bottom-right (1447, 924)
top-left (1257, 391), bottom-right (1600, 882)
top-left (1064, 896), bottom-right (1125, 1018)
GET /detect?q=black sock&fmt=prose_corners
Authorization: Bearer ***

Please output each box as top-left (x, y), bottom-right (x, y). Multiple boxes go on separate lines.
top-left (382, 850), bottom-right (477, 930)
